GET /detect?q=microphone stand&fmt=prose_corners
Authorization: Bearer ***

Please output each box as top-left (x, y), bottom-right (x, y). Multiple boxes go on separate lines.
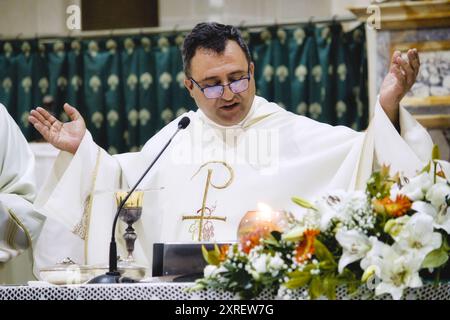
top-left (88, 118), bottom-right (189, 284)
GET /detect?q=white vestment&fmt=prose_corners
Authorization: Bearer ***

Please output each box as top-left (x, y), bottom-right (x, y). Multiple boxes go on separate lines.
top-left (33, 96), bottom-right (433, 276)
top-left (0, 104), bottom-right (44, 284)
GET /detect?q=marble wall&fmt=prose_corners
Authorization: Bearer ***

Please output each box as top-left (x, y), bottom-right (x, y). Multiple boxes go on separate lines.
top-left (376, 28), bottom-right (450, 160)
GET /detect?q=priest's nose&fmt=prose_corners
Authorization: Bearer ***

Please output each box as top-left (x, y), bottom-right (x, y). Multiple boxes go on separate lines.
top-left (222, 85), bottom-right (234, 101)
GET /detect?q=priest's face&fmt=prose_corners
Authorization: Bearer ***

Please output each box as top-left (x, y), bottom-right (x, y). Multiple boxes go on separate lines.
top-left (184, 40), bottom-right (256, 126)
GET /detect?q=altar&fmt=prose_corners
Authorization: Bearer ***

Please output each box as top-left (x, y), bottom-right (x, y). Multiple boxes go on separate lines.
top-left (0, 282), bottom-right (449, 300)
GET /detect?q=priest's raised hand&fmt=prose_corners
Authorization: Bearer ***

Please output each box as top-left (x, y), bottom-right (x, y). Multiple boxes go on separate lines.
top-left (379, 48), bottom-right (420, 127)
top-left (29, 103), bottom-right (86, 154)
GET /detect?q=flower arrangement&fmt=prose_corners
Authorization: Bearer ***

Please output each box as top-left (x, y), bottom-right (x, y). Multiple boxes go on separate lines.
top-left (192, 146), bottom-right (450, 300)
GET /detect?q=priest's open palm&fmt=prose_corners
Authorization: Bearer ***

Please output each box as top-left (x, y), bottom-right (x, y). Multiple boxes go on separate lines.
top-left (379, 49), bottom-right (420, 124)
top-left (29, 103), bottom-right (86, 154)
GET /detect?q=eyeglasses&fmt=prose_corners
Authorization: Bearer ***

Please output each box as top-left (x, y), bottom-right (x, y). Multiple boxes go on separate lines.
top-left (190, 72), bottom-right (251, 99)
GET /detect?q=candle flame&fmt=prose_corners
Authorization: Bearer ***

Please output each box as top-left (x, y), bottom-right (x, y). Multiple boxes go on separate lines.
top-left (257, 202), bottom-right (274, 220)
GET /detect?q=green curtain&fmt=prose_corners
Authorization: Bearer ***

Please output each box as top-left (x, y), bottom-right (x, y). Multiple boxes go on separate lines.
top-left (249, 22), bottom-right (368, 130)
top-left (0, 22), bottom-right (368, 153)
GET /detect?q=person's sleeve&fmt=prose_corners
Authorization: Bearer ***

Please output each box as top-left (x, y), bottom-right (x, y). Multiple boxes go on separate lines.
top-left (33, 130), bottom-right (119, 233)
top-left (372, 96), bottom-right (433, 177)
top-left (0, 104), bottom-right (36, 201)
top-left (0, 104), bottom-right (43, 262)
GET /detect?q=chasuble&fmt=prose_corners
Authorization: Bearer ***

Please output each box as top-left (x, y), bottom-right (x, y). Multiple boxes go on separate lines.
top-left (32, 96), bottom-right (433, 276)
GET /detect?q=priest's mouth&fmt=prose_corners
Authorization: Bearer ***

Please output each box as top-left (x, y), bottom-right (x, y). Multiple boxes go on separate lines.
top-left (220, 102), bottom-right (240, 111)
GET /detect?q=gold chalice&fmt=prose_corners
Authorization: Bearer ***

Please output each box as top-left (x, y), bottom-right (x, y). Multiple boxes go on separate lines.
top-left (115, 190), bottom-right (144, 263)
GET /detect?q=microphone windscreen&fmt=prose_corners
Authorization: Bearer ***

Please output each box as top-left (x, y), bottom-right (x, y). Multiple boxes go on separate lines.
top-left (178, 116), bottom-right (190, 129)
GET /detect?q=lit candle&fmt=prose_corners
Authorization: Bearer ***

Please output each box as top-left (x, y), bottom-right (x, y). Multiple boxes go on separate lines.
top-left (237, 202), bottom-right (290, 241)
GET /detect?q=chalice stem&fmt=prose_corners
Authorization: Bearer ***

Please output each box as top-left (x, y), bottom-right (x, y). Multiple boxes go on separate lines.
top-left (124, 225), bottom-right (137, 262)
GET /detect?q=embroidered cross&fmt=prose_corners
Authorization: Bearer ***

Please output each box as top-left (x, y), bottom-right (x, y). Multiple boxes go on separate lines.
top-left (182, 161), bottom-right (234, 241)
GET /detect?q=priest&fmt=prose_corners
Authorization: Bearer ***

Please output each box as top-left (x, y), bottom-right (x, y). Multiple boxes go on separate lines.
top-left (0, 103), bottom-right (44, 283)
top-left (29, 22), bottom-right (432, 275)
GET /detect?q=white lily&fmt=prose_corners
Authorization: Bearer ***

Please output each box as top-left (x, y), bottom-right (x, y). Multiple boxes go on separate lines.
top-left (360, 238), bottom-right (392, 271)
top-left (361, 265), bottom-right (380, 282)
top-left (374, 249), bottom-right (422, 300)
top-left (399, 172), bottom-right (433, 201)
top-left (336, 229), bottom-right (371, 273)
top-left (412, 201), bottom-right (450, 233)
top-left (294, 208), bottom-right (321, 234)
top-left (389, 183), bottom-right (400, 201)
top-left (425, 182), bottom-right (450, 209)
top-left (204, 265), bottom-right (218, 279)
top-left (282, 225), bottom-right (306, 242)
top-left (251, 254), bottom-right (268, 274)
top-left (435, 160), bottom-right (450, 183)
top-left (393, 213), bottom-right (442, 260)
top-left (312, 196), bottom-right (342, 232)
top-left (384, 215), bottom-right (411, 238)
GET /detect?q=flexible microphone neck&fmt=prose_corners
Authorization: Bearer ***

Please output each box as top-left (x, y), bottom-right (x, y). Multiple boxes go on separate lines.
top-left (108, 117), bottom-right (190, 274)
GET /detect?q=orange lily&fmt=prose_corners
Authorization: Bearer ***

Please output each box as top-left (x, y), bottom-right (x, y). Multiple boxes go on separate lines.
top-left (374, 195), bottom-right (412, 217)
top-left (295, 229), bottom-right (320, 263)
top-left (218, 244), bottom-right (230, 262)
top-left (240, 228), bottom-right (268, 254)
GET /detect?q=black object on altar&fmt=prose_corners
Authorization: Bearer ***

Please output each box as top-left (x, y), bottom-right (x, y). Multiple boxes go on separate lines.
top-left (153, 242), bottom-right (235, 282)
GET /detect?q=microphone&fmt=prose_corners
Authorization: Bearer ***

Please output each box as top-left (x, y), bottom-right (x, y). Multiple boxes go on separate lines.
top-left (88, 116), bottom-right (190, 284)
top-left (178, 116), bottom-right (190, 129)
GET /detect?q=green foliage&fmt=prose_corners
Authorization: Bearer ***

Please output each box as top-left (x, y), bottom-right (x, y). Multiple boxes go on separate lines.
top-left (432, 144), bottom-right (441, 161)
top-left (420, 161), bottom-right (431, 174)
top-left (422, 237), bottom-right (450, 269)
top-left (309, 276), bottom-right (323, 299)
top-left (323, 275), bottom-right (338, 300)
top-left (366, 165), bottom-right (396, 199)
top-left (284, 272), bottom-right (311, 289)
top-left (314, 239), bottom-right (337, 266)
top-left (422, 248), bottom-right (449, 269)
top-left (432, 145), bottom-right (442, 183)
top-left (291, 197), bottom-right (317, 210)
top-left (201, 244), bottom-right (220, 266)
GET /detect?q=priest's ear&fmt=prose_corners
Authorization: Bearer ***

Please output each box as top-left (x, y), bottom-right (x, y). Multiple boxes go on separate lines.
top-left (184, 78), bottom-right (195, 98)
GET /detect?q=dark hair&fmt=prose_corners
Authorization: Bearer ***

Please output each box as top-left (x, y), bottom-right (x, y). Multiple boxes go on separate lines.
top-left (182, 22), bottom-right (251, 77)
